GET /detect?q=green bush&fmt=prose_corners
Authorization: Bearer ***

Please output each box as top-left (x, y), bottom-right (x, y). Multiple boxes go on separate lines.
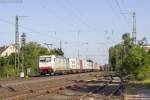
top-left (0, 65), bottom-right (16, 77)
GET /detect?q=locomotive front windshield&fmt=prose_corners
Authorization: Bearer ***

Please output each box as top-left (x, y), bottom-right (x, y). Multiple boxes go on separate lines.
top-left (39, 57), bottom-right (51, 62)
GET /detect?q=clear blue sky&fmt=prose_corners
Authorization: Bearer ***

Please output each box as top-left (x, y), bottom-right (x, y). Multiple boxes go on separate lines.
top-left (0, 0), bottom-right (150, 64)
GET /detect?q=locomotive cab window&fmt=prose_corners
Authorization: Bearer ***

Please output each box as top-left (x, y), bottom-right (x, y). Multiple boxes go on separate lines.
top-left (46, 57), bottom-right (51, 62)
top-left (39, 57), bottom-right (46, 62)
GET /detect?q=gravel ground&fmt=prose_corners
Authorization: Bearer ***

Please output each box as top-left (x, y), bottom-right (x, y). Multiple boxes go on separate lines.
top-left (0, 72), bottom-right (104, 99)
top-left (0, 72), bottom-right (124, 100)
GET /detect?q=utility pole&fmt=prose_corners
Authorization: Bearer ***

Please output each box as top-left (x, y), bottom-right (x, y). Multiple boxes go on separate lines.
top-left (60, 40), bottom-right (62, 49)
top-left (21, 33), bottom-right (26, 73)
top-left (77, 49), bottom-right (80, 59)
top-left (132, 12), bottom-right (136, 44)
top-left (121, 11), bottom-right (137, 44)
top-left (15, 16), bottom-right (20, 74)
top-left (77, 30), bottom-right (80, 59)
top-left (15, 15), bottom-right (28, 75)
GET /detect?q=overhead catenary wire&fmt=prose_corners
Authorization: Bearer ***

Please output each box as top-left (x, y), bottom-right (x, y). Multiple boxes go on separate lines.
top-left (64, 0), bottom-right (98, 31)
top-left (34, 0), bottom-right (77, 31)
top-left (0, 1), bottom-right (114, 64)
top-left (55, 0), bottom-right (97, 32)
top-left (104, 0), bottom-right (123, 45)
top-left (61, 0), bottom-right (102, 41)
top-left (0, 17), bottom-right (84, 50)
top-left (114, 0), bottom-right (122, 10)
top-left (32, 1), bottom-right (104, 58)
top-left (0, 18), bottom-right (110, 48)
top-left (106, 0), bottom-right (131, 47)
top-left (121, 0), bottom-right (127, 10)
top-left (114, 0), bottom-right (130, 27)
top-left (0, 17), bottom-right (62, 41)
top-left (114, 0), bottom-right (135, 42)
top-left (33, 0), bottom-right (101, 44)
top-left (0, 17), bottom-right (109, 42)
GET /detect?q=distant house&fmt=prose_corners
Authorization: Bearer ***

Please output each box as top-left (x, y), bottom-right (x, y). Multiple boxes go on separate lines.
top-left (0, 44), bottom-right (16, 57)
top-left (143, 45), bottom-right (150, 52)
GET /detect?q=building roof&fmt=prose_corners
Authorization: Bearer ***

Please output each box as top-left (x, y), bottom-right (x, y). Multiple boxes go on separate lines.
top-left (0, 46), bottom-right (8, 55)
top-left (0, 44), bottom-right (15, 55)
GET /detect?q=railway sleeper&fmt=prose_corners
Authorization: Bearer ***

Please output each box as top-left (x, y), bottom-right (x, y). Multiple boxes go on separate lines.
top-left (79, 84), bottom-right (108, 99)
top-left (7, 86), bottom-right (16, 92)
top-left (108, 84), bottom-right (124, 98)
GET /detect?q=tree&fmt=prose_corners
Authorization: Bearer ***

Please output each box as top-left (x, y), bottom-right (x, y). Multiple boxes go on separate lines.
top-left (0, 42), bottom-right (52, 77)
top-left (120, 46), bottom-right (150, 80)
top-left (109, 33), bottom-right (150, 80)
top-left (49, 48), bottom-right (64, 56)
top-left (109, 44), bottom-right (123, 71)
top-left (24, 42), bottom-right (49, 73)
top-left (138, 37), bottom-right (147, 46)
top-left (122, 33), bottom-right (131, 45)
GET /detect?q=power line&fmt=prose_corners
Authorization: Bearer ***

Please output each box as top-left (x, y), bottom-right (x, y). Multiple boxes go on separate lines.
top-left (65, 0), bottom-right (98, 30)
top-left (114, 0), bottom-right (122, 10)
top-left (62, 0), bottom-right (102, 40)
top-left (33, 0), bottom-right (100, 42)
top-left (0, 17), bottom-right (110, 48)
top-left (34, 0), bottom-right (77, 30)
top-left (55, 0), bottom-right (97, 31)
top-left (121, 0), bottom-right (127, 10)
top-left (0, 17), bottom-right (73, 52)
top-left (0, 17), bottom-right (61, 41)
top-left (113, 0), bottom-right (130, 26)
top-left (105, 0), bottom-right (123, 30)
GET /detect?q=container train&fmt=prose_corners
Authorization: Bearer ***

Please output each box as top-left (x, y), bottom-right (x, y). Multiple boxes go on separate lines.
top-left (39, 55), bottom-right (101, 75)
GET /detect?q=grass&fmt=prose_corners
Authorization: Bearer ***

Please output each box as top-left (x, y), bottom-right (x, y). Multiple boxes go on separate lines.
top-left (125, 78), bottom-right (150, 94)
top-left (129, 78), bottom-right (150, 85)
top-left (142, 78), bottom-right (150, 84)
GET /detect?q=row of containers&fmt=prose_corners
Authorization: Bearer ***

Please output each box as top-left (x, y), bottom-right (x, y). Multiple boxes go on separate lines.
top-left (39, 55), bottom-right (101, 75)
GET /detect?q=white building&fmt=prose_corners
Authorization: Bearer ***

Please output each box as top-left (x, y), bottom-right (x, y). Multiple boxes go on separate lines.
top-left (144, 45), bottom-right (150, 52)
top-left (0, 44), bottom-right (16, 57)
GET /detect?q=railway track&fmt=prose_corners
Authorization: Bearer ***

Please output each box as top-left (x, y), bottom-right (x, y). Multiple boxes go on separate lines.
top-left (6, 81), bottom-right (76, 100)
top-left (35, 75), bottom-right (125, 100)
top-left (0, 72), bottom-right (103, 100)
top-left (77, 75), bottom-right (124, 100)
top-left (0, 72), bottom-right (125, 100)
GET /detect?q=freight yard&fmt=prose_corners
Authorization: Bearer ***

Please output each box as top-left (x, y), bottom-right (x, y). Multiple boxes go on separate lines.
top-left (0, 0), bottom-right (150, 100)
top-left (0, 72), bottom-right (125, 100)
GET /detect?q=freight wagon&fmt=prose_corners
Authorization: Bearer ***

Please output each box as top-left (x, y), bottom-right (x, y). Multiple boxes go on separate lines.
top-left (69, 58), bottom-right (83, 73)
top-left (93, 63), bottom-right (101, 71)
